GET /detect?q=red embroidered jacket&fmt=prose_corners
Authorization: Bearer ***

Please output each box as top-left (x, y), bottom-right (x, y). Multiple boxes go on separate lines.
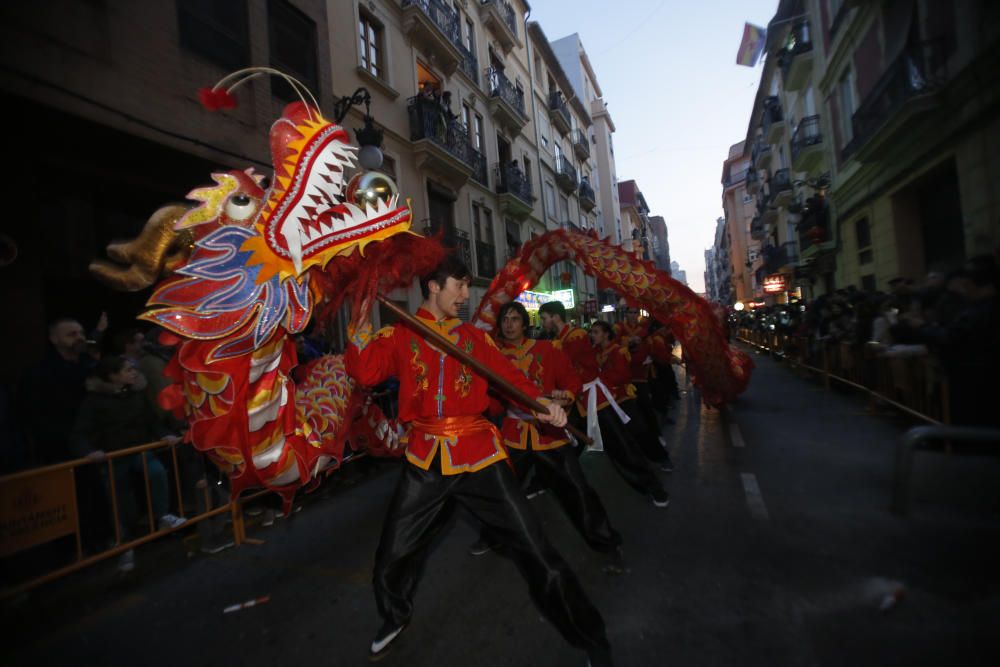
top-left (345, 308), bottom-right (544, 474)
top-left (577, 342), bottom-right (635, 415)
top-left (647, 327), bottom-right (677, 366)
top-left (553, 324), bottom-right (597, 379)
top-left (496, 338), bottom-right (582, 451)
top-left (613, 320), bottom-right (651, 383)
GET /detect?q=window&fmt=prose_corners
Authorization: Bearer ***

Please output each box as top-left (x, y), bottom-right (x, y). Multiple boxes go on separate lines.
top-left (855, 217), bottom-right (873, 265)
top-left (177, 0), bottom-right (249, 71)
top-left (559, 195), bottom-right (570, 222)
top-left (538, 112), bottom-right (550, 150)
top-left (554, 142), bottom-right (563, 164)
top-left (474, 205), bottom-right (496, 277)
top-left (838, 69), bottom-right (856, 146)
top-left (462, 104), bottom-right (471, 131)
top-left (465, 18), bottom-right (475, 53)
top-left (358, 12), bottom-right (383, 79)
top-left (474, 114), bottom-right (484, 152)
top-left (544, 182), bottom-right (557, 220)
top-left (269, 0), bottom-right (318, 102)
top-left (381, 154), bottom-right (397, 181)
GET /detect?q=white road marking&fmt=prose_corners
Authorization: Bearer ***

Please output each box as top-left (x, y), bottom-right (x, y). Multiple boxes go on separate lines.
top-left (741, 473), bottom-right (770, 520)
top-left (723, 406), bottom-right (745, 448)
top-left (728, 421), bottom-right (746, 448)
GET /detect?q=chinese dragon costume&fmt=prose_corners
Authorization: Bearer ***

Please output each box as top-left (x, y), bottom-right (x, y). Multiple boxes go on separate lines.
top-left (90, 70), bottom-right (752, 504)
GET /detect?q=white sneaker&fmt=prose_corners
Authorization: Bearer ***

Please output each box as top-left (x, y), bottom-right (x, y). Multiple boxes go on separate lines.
top-left (261, 509), bottom-right (276, 527)
top-left (118, 549), bottom-right (135, 573)
top-left (159, 514), bottom-right (188, 531)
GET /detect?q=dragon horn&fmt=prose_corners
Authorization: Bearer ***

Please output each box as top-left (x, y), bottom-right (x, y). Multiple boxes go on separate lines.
top-left (89, 205), bottom-right (192, 292)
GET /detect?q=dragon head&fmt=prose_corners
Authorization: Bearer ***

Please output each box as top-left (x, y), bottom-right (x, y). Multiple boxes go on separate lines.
top-left (242, 102), bottom-right (411, 278)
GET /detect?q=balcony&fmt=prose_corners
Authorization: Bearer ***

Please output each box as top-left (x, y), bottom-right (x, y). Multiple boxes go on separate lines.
top-left (759, 187), bottom-right (778, 224)
top-left (770, 168), bottom-right (794, 207)
top-left (791, 115), bottom-right (824, 173)
top-left (746, 168), bottom-right (761, 194)
top-left (422, 222), bottom-right (472, 267)
top-left (480, 0), bottom-right (521, 54)
top-left (725, 167), bottom-right (748, 189)
top-left (842, 42), bottom-right (946, 163)
top-left (778, 20), bottom-right (814, 92)
top-left (750, 215), bottom-right (766, 240)
top-left (495, 162), bottom-right (533, 219)
top-left (486, 68), bottom-right (527, 132)
top-left (579, 179), bottom-right (596, 212)
top-left (457, 43), bottom-right (478, 85)
top-left (797, 198), bottom-right (830, 255)
top-left (548, 91), bottom-right (572, 136)
top-left (752, 137), bottom-right (772, 170)
top-left (401, 0), bottom-right (464, 76)
top-left (762, 96), bottom-right (785, 145)
top-left (572, 128), bottom-right (591, 161)
top-left (408, 95), bottom-right (479, 188)
top-left (555, 155), bottom-right (577, 193)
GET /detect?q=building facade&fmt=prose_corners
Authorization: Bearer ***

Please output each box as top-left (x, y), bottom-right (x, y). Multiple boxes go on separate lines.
top-left (2, 0), bottom-right (655, 377)
top-left (726, 0), bottom-right (1000, 307)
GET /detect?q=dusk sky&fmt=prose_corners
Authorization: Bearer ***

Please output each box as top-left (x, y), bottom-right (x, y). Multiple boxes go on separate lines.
top-left (530, 0), bottom-right (778, 292)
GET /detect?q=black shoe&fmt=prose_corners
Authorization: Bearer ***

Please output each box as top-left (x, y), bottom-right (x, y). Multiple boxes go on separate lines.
top-left (524, 486), bottom-right (548, 499)
top-left (587, 646), bottom-right (615, 667)
top-left (369, 620), bottom-right (407, 661)
top-left (468, 538), bottom-right (497, 556)
top-left (651, 490), bottom-right (671, 508)
top-left (659, 453), bottom-right (674, 473)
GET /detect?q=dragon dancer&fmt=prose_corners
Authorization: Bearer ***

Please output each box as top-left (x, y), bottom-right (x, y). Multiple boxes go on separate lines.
top-left (469, 301), bottom-right (625, 574)
top-left (345, 256), bottom-right (614, 666)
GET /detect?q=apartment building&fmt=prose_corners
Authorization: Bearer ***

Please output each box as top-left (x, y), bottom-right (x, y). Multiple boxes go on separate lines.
top-left (721, 141), bottom-right (761, 304)
top-left (526, 21), bottom-right (598, 319)
top-left (617, 179), bottom-right (652, 260)
top-left (730, 0), bottom-right (1000, 307)
top-left (647, 215), bottom-right (672, 272)
top-left (552, 31), bottom-right (622, 313)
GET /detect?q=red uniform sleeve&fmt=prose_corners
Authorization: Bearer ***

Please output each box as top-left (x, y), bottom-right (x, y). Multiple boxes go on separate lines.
top-left (548, 346), bottom-right (582, 398)
top-left (344, 324), bottom-right (398, 387)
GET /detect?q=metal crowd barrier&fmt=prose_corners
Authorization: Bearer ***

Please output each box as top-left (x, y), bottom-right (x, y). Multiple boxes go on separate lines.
top-left (891, 425), bottom-right (1000, 515)
top-left (0, 439), bottom-right (367, 599)
top-left (736, 328), bottom-right (949, 425)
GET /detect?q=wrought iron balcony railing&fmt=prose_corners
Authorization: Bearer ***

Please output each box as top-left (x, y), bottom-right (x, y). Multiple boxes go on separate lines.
top-left (481, 0), bottom-right (518, 37)
top-left (403, 0), bottom-right (461, 46)
top-left (548, 90), bottom-right (571, 128)
top-left (407, 95), bottom-right (480, 172)
top-left (495, 162), bottom-right (532, 203)
top-left (791, 115), bottom-right (823, 164)
top-left (843, 41), bottom-right (947, 160)
top-left (486, 67), bottom-right (526, 118)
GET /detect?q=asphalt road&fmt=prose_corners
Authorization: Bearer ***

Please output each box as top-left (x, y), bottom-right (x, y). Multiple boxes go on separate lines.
top-left (5, 347), bottom-right (999, 666)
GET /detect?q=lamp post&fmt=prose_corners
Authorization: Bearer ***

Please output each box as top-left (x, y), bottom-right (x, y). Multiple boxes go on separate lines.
top-left (333, 87), bottom-right (384, 170)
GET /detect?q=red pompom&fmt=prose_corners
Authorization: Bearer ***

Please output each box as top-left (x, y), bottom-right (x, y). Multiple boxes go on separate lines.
top-left (198, 87), bottom-right (238, 112)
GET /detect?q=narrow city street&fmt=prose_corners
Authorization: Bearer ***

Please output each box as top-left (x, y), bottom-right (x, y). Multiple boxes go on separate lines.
top-left (5, 350), bottom-right (998, 667)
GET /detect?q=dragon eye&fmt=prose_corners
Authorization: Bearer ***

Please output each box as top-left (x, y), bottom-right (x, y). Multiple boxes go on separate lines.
top-left (225, 193), bottom-right (257, 221)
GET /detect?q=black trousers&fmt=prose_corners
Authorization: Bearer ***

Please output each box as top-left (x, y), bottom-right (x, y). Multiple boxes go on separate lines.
top-left (483, 446), bottom-right (622, 553)
top-left (373, 459), bottom-right (610, 656)
top-left (595, 407), bottom-right (666, 496)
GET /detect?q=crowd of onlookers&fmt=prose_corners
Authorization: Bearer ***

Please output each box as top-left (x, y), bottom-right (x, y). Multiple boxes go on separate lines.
top-left (732, 254), bottom-right (999, 428)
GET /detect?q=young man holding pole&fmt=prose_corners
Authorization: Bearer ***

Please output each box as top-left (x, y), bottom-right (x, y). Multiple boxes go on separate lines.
top-left (345, 255), bottom-right (613, 666)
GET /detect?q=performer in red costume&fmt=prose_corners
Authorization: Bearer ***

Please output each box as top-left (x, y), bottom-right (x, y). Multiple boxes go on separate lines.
top-left (470, 301), bottom-right (624, 572)
top-left (345, 256), bottom-right (613, 666)
top-left (539, 303), bottom-right (669, 507)
top-left (614, 308), bottom-right (675, 471)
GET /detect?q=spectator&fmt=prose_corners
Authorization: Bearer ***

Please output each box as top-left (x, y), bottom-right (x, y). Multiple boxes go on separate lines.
top-left (72, 355), bottom-right (187, 572)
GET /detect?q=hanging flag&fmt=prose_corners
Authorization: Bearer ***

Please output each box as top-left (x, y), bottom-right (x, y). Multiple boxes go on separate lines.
top-left (736, 22), bottom-right (767, 67)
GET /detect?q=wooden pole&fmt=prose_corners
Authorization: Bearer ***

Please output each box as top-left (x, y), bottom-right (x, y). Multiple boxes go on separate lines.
top-left (375, 294), bottom-right (592, 445)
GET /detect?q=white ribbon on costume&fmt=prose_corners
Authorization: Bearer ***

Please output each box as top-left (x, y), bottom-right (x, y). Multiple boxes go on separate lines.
top-left (581, 378), bottom-right (630, 453)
